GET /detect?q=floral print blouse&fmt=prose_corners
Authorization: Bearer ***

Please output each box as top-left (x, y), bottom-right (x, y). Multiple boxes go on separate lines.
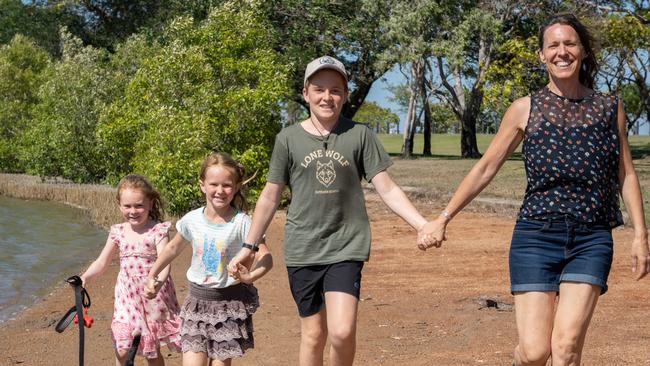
top-left (518, 86), bottom-right (624, 228)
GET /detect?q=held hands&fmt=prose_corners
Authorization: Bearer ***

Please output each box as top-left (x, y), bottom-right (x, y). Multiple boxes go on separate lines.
top-left (231, 263), bottom-right (254, 284)
top-left (144, 277), bottom-right (163, 299)
top-left (631, 232), bottom-right (650, 280)
top-left (227, 248), bottom-right (255, 277)
top-left (417, 216), bottom-right (448, 251)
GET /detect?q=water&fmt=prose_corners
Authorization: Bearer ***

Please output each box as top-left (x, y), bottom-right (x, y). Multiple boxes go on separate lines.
top-left (0, 196), bottom-right (107, 323)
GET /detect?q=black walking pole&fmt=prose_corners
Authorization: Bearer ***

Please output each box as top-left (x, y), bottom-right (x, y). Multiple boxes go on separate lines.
top-left (54, 275), bottom-right (91, 366)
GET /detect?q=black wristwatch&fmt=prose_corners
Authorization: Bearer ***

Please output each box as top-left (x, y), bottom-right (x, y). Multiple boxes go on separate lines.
top-left (242, 242), bottom-right (259, 252)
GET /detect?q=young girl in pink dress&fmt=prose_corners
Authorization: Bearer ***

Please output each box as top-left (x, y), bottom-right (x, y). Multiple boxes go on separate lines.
top-left (80, 174), bottom-right (181, 365)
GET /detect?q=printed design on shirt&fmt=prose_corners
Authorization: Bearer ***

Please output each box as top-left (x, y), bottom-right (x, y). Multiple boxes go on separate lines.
top-left (201, 234), bottom-right (226, 277)
top-left (316, 160), bottom-right (336, 187)
top-left (300, 148), bottom-right (351, 190)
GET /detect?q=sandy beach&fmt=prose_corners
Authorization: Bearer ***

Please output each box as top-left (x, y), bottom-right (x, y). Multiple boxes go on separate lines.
top-left (2, 194), bottom-right (650, 365)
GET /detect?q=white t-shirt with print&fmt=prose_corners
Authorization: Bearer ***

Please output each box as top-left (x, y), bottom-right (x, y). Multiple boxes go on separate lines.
top-left (176, 207), bottom-right (251, 288)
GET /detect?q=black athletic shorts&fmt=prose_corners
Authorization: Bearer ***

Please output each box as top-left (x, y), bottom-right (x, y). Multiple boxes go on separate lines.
top-left (286, 260), bottom-right (364, 317)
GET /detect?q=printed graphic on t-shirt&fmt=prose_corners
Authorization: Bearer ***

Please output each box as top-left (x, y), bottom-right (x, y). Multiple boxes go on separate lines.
top-left (299, 148), bottom-right (351, 193)
top-left (316, 160), bottom-right (335, 187)
top-left (201, 234), bottom-right (226, 282)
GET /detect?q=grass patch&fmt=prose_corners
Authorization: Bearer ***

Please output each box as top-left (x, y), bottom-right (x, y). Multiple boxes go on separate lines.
top-left (381, 134), bottom-right (650, 223)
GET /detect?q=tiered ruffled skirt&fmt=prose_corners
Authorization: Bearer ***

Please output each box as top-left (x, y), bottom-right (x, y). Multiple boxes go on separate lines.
top-left (180, 282), bottom-right (259, 360)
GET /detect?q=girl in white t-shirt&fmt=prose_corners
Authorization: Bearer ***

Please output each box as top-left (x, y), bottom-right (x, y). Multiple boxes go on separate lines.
top-left (145, 152), bottom-right (272, 366)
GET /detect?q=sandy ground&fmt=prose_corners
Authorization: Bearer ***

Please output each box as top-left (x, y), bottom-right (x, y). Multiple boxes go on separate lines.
top-left (2, 194), bottom-right (650, 365)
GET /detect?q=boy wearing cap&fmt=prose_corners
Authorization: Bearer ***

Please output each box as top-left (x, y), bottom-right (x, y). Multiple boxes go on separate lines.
top-left (229, 56), bottom-right (432, 365)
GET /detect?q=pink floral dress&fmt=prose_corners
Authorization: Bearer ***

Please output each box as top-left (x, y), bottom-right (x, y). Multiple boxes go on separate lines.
top-left (109, 221), bottom-right (182, 358)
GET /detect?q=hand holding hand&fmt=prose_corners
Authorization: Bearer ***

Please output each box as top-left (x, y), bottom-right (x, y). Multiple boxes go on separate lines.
top-left (631, 232), bottom-right (650, 280)
top-left (144, 277), bottom-right (162, 299)
top-left (231, 263), bottom-right (254, 284)
top-left (227, 248), bottom-right (254, 276)
top-left (417, 216), bottom-right (448, 251)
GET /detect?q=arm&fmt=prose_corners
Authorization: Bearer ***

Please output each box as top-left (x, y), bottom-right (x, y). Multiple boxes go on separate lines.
top-left (144, 231), bottom-right (190, 298)
top-left (616, 101), bottom-right (649, 280)
top-left (227, 181), bottom-right (285, 274)
top-left (231, 243), bottom-right (274, 284)
top-left (153, 234), bottom-right (172, 284)
top-left (80, 235), bottom-right (118, 287)
top-left (371, 171), bottom-right (427, 231)
top-left (419, 96), bottom-right (529, 249)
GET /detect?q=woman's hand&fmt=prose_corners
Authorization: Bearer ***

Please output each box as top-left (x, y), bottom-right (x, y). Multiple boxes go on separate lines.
top-left (631, 232), bottom-right (650, 280)
top-left (417, 216), bottom-right (448, 251)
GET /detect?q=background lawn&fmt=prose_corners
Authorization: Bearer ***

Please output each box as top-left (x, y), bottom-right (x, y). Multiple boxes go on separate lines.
top-left (380, 134), bottom-right (650, 222)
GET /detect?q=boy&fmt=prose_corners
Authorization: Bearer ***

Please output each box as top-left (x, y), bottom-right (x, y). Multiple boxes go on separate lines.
top-left (229, 56), bottom-right (434, 365)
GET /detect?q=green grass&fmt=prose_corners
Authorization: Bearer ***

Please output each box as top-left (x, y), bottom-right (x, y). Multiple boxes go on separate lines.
top-left (380, 133), bottom-right (650, 223)
top-left (379, 133), bottom-right (505, 157)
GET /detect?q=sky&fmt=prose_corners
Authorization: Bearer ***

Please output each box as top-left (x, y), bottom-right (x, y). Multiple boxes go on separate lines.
top-left (364, 66), bottom-right (407, 131)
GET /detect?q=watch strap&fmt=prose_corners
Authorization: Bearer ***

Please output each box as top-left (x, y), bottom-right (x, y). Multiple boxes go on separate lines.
top-left (242, 242), bottom-right (259, 252)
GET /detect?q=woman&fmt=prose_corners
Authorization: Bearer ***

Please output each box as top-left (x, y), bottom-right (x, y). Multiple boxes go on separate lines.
top-left (420, 13), bottom-right (649, 366)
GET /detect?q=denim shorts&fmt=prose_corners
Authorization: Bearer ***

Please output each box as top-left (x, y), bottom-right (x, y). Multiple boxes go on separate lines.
top-left (509, 218), bottom-right (614, 294)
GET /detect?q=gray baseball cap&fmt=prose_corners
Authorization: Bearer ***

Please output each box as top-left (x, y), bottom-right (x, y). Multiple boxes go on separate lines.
top-left (303, 56), bottom-right (348, 86)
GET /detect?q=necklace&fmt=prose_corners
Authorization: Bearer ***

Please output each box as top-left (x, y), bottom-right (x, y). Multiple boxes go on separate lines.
top-left (309, 116), bottom-right (336, 150)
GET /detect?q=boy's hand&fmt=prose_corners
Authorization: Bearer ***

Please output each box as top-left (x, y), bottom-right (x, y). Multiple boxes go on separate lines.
top-left (227, 248), bottom-right (254, 276)
top-left (231, 263), bottom-right (254, 284)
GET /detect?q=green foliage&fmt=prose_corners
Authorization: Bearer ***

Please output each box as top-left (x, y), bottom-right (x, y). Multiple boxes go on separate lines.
top-left (355, 101), bottom-right (400, 133)
top-left (483, 36), bottom-right (545, 117)
top-left (0, 35), bottom-right (50, 172)
top-left (429, 102), bottom-right (456, 133)
top-left (18, 29), bottom-right (113, 181)
top-left (602, 12), bottom-right (650, 49)
top-left (0, 0), bottom-right (69, 55)
top-left (259, 0), bottom-right (391, 116)
top-left (101, 5), bottom-right (289, 213)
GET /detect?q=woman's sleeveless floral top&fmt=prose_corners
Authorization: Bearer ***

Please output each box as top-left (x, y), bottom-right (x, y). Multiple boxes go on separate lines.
top-left (518, 86), bottom-right (623, 228)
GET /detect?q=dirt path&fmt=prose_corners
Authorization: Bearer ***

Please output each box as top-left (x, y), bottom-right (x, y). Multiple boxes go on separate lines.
top-left (2, 195), bottom-right (649, 365)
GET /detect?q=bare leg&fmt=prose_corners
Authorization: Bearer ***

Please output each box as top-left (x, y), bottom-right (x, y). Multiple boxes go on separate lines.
top-left (115, 349), bottom-right (129, 366)
top-left (513, 291), bottom-right (556, 366)
top-left (299, 308), bottom-right (328, 366)
top-left (208, 358), bottom-right (231, 366)
top-left (324, 291), bottom-right (358, 366)
top-left (183, 351), bottom-right (208, 366)
top-left (550, 282), bottom-right (600, 366)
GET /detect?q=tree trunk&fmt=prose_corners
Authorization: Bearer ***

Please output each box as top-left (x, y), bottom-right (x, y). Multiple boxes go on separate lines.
top-left (401, 61), bottom-right (421, 159)
top-left (402, 88), bottom-right (417, 158)
top-left (460, 88), bottom-right (483, 158)
top-left (419, 69), bottom-right (432, 156)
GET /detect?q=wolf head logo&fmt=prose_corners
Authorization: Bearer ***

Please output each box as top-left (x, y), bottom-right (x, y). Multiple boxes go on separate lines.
top-left (316, 160), bottom-right (336, 187)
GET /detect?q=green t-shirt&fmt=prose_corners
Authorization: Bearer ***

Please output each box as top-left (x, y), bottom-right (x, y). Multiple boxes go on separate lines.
top-left (267, 117), bottom-right (393, 266)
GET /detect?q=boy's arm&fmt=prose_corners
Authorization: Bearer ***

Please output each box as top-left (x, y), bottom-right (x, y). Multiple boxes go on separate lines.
top-left (227, 182), bottom-right (284, 274)
top-left (370, 171), bottom-right (427, 231)
top-left (233, 244), bottom-right (274, 284)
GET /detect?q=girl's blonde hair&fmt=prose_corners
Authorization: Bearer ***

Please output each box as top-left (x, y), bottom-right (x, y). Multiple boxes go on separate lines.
top-left (199, 152), bottom-right (250, 211)
top-left (116, 174), bottom-right (165, 222)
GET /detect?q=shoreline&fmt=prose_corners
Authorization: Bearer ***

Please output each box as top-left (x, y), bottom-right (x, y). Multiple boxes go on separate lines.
top-left (0, 174), bottom-right (189, 364)
top-left (0, 173), bottom-right (121, 229)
